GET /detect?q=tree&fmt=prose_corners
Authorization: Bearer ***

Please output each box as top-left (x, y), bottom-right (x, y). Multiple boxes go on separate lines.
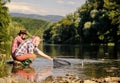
top-left (0, 0), bottom-right (10, 42)
top-left (43, 0), bottom-right (120, 45)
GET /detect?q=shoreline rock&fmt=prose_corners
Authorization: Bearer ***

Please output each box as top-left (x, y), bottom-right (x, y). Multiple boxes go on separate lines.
top-left (42, 75), bottom-right (120, 83)
top-left (0, 76), bottom-right (31, 83)
top-left (0, 74), bottom-right (120, 83)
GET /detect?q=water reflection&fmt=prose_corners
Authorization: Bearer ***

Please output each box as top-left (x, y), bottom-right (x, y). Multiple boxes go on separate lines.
top-left (11, 65), bottom-right (52, 82)
top-left (35, 66), bottom-right (52, 82)
top-left (11, 66), bottom-right (35, 82)
top-left (7, 58), bottom-right (120, 82)
top-left (42, 44), bottom-right (120, 59)
top-left (84, 60), bottom-right (120, 78)
top-left (1, 43), bottom-right (120, 80)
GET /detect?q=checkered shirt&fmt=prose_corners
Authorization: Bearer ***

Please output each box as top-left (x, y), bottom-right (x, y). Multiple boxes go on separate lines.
top-left (15, 39), bottom-right (41, 56)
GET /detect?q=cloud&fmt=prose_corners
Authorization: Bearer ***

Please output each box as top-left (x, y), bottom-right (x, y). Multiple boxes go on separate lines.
top-left (6, 2), bottom-right (69, 16)
top-left (67, 1), bottom-right (77, 5)
top-left (56, 0), bottom-right (77, 5)
top-left (5, 0), bottom-right (85, 16)
top-left (56, 0), bottom-right (64, 4)
top-left (6, 2), bottom-right (48, 15)
top-left (46, 8), bottom-right (69, 16)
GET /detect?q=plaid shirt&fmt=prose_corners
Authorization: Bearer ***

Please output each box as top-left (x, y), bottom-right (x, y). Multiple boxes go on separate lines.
top-left (15, 39), bottom-right (42, 56)
top-left (12, 36), bottom-right (24, 55)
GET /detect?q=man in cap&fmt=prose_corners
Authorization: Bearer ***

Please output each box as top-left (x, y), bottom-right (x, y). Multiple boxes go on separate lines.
top-left (11, 30), bottom-right (27, 60)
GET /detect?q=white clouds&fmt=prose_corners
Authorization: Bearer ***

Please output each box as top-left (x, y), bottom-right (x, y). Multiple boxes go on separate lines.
top-left (5, 0), bottom-right (85, 16)
top-left (6, 2), bottom-right (48, 15)
top-left (56, 0), bottom-right (64, 4)
top-left (56, 0), bottom-right (78, 5)
top-left (67, 1), bottom-right (77, 5)
top-left (6, 2), bottom-right (68, 16)
top-left (46, 8), bottom-right (70, 16)
top-left (6, 2), bottom-right (31, 12)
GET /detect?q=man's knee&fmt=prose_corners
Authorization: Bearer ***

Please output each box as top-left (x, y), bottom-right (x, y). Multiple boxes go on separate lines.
top-left (30, 54), bottom-right (36, 59)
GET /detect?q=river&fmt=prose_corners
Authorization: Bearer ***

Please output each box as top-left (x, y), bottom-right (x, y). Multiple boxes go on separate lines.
top-left (0, 44), bottom-right (120, 82)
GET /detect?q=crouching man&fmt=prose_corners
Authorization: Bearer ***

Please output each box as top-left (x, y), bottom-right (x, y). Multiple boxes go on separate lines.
top-left (14, 36), bottom-right (53, 67)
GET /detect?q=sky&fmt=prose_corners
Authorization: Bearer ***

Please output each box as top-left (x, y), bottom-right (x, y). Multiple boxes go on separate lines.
top-left (6, 0), bottom-right (86, 16)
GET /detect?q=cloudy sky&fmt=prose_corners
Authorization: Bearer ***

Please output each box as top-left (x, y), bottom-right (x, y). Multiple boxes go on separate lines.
top-left (6, 0), bottom-right (86, 16)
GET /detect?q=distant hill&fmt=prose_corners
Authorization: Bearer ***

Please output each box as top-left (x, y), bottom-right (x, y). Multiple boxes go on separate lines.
top-left (10, 13), bottom-right (64, 22)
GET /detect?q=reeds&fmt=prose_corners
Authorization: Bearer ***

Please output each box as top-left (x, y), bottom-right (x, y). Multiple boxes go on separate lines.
top-left (0, 54), bottom-right (6, 67)
top-left (0, 54), bottom-right (10, 77)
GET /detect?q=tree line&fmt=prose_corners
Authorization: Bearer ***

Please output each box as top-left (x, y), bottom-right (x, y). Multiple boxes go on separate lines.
top-left (0, 0), bottom-right (120, 45)
top-left (0, 0), bottom-right (10, 43)
top-left (43, 0), bottom-right (120, 45)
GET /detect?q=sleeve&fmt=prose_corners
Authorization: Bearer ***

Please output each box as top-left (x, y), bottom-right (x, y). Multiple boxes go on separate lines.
top-left (12, 36), bottom-right (24, 53)
top-left (34, 46), bottom-right (42, 54)
top-left (17, 36), bottom-right (24, 43)
top-left (12, 39), bottom-right (16, 53)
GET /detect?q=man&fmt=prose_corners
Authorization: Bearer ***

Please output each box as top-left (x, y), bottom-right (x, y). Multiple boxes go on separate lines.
top-left (14, 36), bottom-right (53, 67)
top-left (11, 30), bottom-right (27, 60)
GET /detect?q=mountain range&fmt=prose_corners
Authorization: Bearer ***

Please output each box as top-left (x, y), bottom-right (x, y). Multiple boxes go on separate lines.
top-left (10, 13), bottom-right (64, 22)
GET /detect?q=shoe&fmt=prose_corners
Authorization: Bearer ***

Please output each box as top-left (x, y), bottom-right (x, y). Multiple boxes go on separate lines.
top-left (21, 59), bottom-right (32, 68)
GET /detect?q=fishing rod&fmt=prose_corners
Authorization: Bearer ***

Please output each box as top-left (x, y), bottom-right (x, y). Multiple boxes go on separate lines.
top-left (28, 22), bottom-right (71, 68)
top-left (27, 22), bottom-right (49, 38)
top-left (33, 22), bottom-right (49, 37)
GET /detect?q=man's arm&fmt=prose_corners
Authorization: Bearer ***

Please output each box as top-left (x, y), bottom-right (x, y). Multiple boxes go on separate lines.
top-left (34, 47), bottom-right (53, 60)
top-left (12, 36), bottom-right (24, 53)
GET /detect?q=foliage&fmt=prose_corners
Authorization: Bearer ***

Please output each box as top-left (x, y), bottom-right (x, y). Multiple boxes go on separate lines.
top-left (0, 0), bottom-right (10, 42)
top-left (8, 22), bottom-right (26, 40)
top-left (43, 13), bottom-right (80, 44)
top-left (43, 0), bottom-right (120, 44)
top-left (12, 17), bottom-right (49, 38)
top-left (0, 62), bottom-right (10, 77)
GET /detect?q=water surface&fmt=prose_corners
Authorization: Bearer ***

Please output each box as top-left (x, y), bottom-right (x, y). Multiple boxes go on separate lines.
top-left (8, 58), bottom-right (120, 82)
top-left (1, 44), bottom-right (120, 82)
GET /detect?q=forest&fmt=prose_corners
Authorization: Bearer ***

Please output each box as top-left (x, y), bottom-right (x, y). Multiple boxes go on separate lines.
top-left (43, 0), bottom-right (120, 45)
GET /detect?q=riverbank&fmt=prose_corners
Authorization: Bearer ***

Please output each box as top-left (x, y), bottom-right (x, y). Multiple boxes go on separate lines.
top-left (0, 74), bottom-right (120, 83)
top-left (42, 74), bottom-right (120, 83)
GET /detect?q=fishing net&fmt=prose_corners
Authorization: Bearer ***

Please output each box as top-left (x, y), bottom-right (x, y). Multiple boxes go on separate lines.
top-left (53, 58), bottom-right (71, 68)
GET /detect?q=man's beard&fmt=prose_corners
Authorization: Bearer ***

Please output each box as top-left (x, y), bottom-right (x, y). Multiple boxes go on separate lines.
top-left (22, 38), bottom-right (25, 40)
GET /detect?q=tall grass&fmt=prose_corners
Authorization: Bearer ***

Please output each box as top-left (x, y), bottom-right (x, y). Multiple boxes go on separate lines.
top-left (0, 43), bottom-right (11, 66)
top-left (0, 43), bottom-right (11, 77)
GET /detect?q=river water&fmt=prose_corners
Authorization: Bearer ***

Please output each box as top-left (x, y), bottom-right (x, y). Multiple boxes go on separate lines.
top-left (9, 58), bottom-right (120, 82)
top-left (1, 44), bottom-right (120, 82)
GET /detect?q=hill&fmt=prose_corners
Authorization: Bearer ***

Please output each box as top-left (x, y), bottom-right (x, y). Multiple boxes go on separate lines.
top-left (12, 16), bottom-right (49, 37)
top-left (10, 13), bottom-right (64, 22)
